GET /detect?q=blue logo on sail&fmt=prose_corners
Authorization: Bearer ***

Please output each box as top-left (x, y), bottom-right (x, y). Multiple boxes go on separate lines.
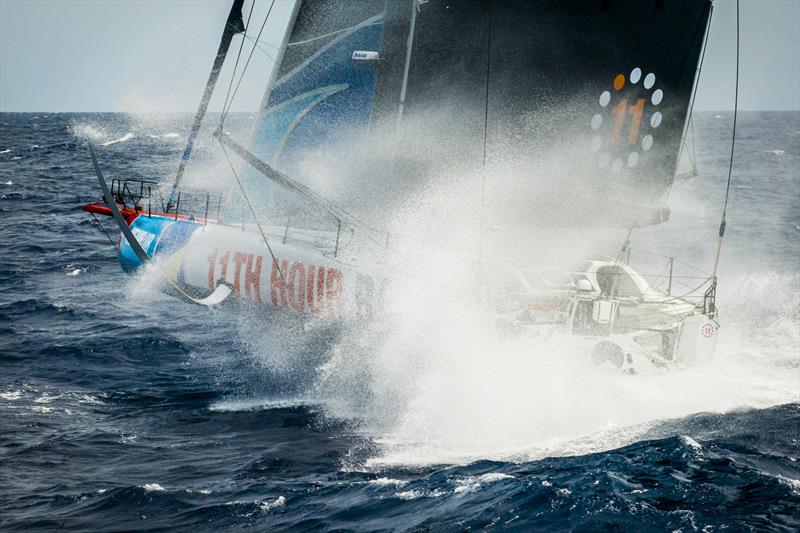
top-left (241, 13), bottom-right (384, 206)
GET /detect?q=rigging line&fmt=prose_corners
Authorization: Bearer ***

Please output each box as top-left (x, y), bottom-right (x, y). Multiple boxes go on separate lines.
top-left (689, 113), bottom-right (697, 168)
top-left (722, 2), bottom-right (739, 221)
top-left (477, 0), bottom-right (492, 284)
top-left (243, 33), bottom-right (280, 50)
top-left (396, 0), bottom-right (419, 123)
top-left (218, 141), bottom-right (288, 289)
top-left (673, 3), bottom-right (713, 191)
top-left (242, 34), bottom-right (276, 62)
top-left (90, 212), bottom-right (119, 250)
top-left (220, 0), bottom-right (256, 128)
top-left (480, 2), bottom-right (492, 203)
top-left (711, 0), bottom-right (739, 280)
top-left (222, 0), bottom-right (276, 124)
top-left (680, 2), bottom-right (713, 157)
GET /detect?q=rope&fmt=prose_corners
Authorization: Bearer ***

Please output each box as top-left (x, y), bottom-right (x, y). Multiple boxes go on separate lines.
top-left (477, 1), bottom-right (492, 286)
top-left (221, 0), bottom-right (276, 125)
top-left (710, 0), bottom-right (740, 280)
top-left (722, 0), bottom-right (740, 222)
top-left (219, 0), bottom-right (256, 125)
top-left (480, 3), bottom-right (492, 205)
top-left (678, 2), bottom-right (713, 180)
top-left (243, 34), bottom-right (277, 62)
top-left (218, 141), bottom-right (288, 289)
top-left (90, 212), bottom-right (119, 251)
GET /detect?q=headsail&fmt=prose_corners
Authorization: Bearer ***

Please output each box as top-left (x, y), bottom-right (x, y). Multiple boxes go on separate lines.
top-left (247, 1), bottom-right (385, 185)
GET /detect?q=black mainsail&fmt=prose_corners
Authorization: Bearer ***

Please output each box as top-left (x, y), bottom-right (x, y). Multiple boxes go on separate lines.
top-left (234, 0), bottom-right (711, 229)
top-left (387, 0), bottom-right (713, 228)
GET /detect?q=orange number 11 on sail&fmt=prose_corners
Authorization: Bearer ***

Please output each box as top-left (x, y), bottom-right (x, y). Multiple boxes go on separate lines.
top-left (610, 98), bottom-right (645, 145)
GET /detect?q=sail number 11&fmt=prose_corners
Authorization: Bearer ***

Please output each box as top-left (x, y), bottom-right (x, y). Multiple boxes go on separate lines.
top-left (610, 98), bottom-right (645, 145)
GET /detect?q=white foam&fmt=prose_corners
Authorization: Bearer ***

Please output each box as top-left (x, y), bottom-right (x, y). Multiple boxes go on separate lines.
top-left (34, 393), bottom-right (57, 404)
top-left (394, 489), bottom-right (446, 501)
top-left (680, 435), bottom-right (702, 450)
top-left (258, 496), bottom-right (286, 512)
top-left (0, 391), bottom-right (23, 400)
top-left (101, 132), bottom-right (135, 146)
top-left (453, 473), bottom-right (514, 494)
top-left (70, 123), bottom-right (106, 141)
top-left (319, 234), bottom-right (798, 469)
top-left (209, 397), bottom-right (314, 412)
top-left (142, 483), bottom-right (165, 492)
top-left (368, 477), bottom-right (408, 487)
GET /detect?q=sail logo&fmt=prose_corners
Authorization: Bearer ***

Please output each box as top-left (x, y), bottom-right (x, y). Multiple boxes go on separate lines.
top-left (701, 322), bottom-right (717, 338)
top-left (590, 67), bottom-right (664, 173)
top-left (130, 227), bottom-right (156, 253)
top-left (205, 249), bottom-right (344, 318)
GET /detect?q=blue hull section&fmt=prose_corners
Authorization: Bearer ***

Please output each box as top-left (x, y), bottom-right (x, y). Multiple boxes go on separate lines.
top-left (119, 215), bottom-right (201, 272)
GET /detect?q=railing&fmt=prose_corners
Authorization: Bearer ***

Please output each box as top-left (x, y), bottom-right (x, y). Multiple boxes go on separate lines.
top-left (108, 178), bottom-right (224, 224)
top-left (110, 178), bottom-right (161, 215)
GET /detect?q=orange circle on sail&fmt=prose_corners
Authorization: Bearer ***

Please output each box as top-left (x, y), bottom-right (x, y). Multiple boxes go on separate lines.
top-left (613, 74), bottom-right (625, 91)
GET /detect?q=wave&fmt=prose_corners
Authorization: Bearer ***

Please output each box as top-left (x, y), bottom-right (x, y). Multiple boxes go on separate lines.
top-left (208, 397), bottom-right (316, 412)
top-left (146, 132), bottom-right (181, 139)
top-left (101, 132), bottom-right (135, 146)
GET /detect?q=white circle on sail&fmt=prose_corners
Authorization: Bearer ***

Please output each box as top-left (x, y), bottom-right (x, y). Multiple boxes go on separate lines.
top-left (599, 91), bottom-right (611, 107)
top-left (650, 111), bottom-right (663, 128)
top-left (590, 136), bottom-right (602, 152)
top-left (627, 151), bottom-right (639, 167)
top-left (644, 73), bottom-right (656, 89)
top-left (599, 153), bottom-right (610, 168)
top-left (591, 114), bottom-right (603, 129)
top-left (642, 134), bottom-right (654, 151)
top-left (630, 67), bottom-right (642, 84)
top-left (651, 89), bottom-right (663, 106)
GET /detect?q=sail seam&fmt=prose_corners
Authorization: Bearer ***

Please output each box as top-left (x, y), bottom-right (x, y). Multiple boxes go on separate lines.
top-left (273, 14), bottom-right (384, 88)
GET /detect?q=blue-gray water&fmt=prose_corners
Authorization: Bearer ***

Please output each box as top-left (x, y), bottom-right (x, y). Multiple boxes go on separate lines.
top-left (0, 112), bottom-right (798, 531)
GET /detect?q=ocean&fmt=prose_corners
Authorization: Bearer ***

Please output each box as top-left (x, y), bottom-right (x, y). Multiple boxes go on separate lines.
top-left (0, 111), bottom-right (798, 531)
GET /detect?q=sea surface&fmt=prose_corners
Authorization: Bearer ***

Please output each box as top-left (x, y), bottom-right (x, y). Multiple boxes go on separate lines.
top-left (0, 112), bottom-right (798, 531)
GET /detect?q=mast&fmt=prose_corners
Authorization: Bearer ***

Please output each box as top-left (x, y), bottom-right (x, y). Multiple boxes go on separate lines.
top-left (165, 0), bottom-right (246, 213)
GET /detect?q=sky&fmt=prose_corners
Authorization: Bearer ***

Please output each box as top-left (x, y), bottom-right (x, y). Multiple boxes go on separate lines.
top-left (1, 0), bottom-right (798, 112)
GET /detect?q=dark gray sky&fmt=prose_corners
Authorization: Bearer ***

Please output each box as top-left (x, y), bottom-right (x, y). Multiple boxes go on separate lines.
top-left (1, 0), bottom-right (798, 112)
